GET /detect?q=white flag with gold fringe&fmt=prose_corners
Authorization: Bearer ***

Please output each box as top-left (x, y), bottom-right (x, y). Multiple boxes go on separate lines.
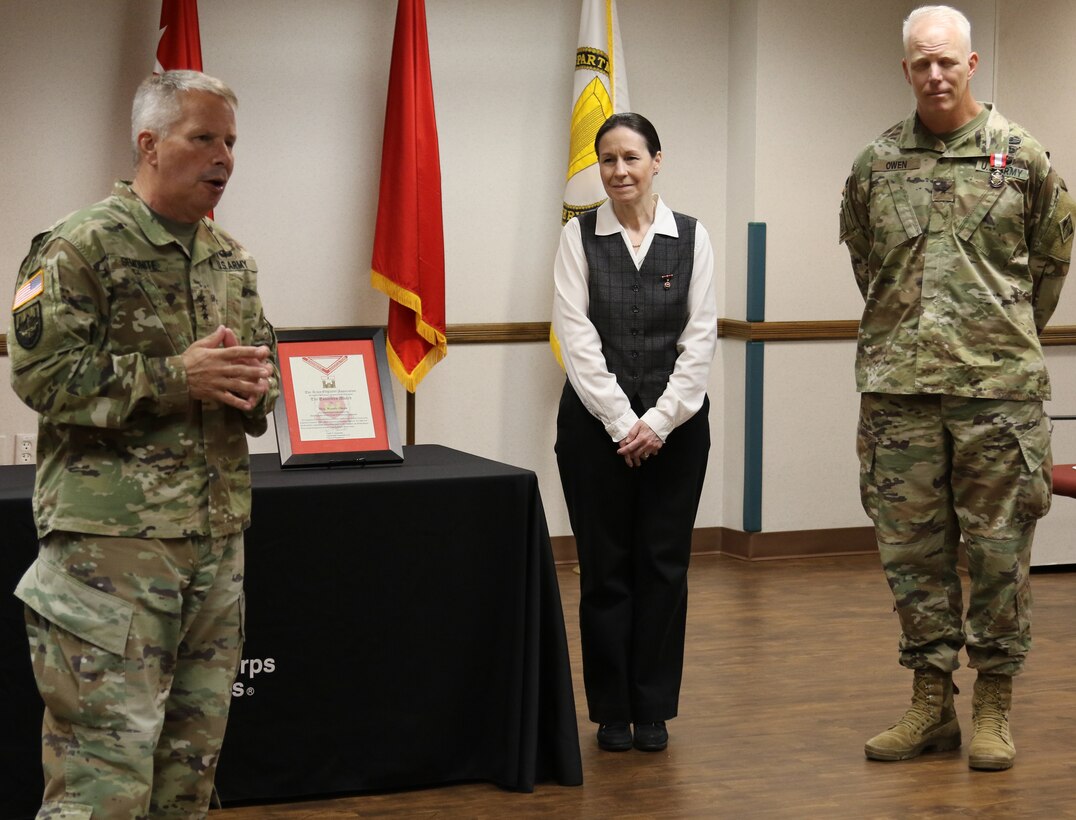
top-left (552, 0), bottom-right (630, 365)
top-left (561, 0), bottom-right (631, 225)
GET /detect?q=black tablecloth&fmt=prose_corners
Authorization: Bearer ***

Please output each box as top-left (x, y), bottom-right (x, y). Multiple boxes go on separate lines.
top-left (0, 446), bottom-right (582, 817)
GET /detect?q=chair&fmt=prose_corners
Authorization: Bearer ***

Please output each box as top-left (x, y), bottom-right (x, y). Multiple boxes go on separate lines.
top-left (1051, 415), bottom-right (1076, 498)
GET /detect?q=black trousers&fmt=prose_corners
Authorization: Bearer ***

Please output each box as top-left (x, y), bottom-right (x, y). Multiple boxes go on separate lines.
top-left (555, 382), bottom-right (710, 724)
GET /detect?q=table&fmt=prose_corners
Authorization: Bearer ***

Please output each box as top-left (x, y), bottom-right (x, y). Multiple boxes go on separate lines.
top-left (0, 446), bottom-right (582, 817)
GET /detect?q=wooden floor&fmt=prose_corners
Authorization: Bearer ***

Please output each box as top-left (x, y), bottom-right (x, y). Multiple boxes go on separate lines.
top-left (216, 553), bottom-right (1076, 819)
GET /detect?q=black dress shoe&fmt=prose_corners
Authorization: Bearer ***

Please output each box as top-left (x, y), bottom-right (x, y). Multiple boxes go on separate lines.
top-left (633, 721), bottom-right (668, 751)
top-left (596, 722), bottom-right (633, 751)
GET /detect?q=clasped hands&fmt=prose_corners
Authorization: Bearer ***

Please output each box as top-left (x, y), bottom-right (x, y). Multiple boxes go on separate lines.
top-left (182, 325), bottom-right (273, 412)
top-left (617, 420), bottom-right (662, 468)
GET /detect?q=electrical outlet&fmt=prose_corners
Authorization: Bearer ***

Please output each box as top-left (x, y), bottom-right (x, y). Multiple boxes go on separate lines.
top-left (0, 435), bottom-right (11, 466)
top-left (15, 433), bottom-right (37, 465)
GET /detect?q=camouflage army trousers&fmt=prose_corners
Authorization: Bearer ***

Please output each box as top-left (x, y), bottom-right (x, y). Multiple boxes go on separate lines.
top-left (16, 531), bottom-right (245, 819)
top-left (857, 393), bottom-right (1052, 676)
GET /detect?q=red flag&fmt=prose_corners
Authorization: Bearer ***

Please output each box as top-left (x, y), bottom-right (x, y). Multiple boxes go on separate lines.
top-left (370, 0), bottom-right (447, 393)
top-left (154, 0), bottom-right (212, 219)
top-left (155, 0), bottom-right (204, 73)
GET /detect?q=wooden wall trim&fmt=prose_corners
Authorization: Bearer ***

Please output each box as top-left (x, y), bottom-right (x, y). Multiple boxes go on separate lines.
top-left (717, 320), bottom-right (1076, 345)
top-left (718, 319), bottom-right (858, 342)
top-left (4, 322), bottom-right (1076, 354)
top-left (445, 322), bottom-right (550, 344)
top-left (1042, 326), bottom-right (1076, 346)
top-left (551, 525), bottom-right (877, 565)
top-left (711, 525), bottom-right (877, 561)
top-left (0, 325), bottom-right (549, 355)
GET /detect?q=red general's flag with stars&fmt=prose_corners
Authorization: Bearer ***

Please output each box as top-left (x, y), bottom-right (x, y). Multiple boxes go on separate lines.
top-left (155, 0), bottom-right (204, 73)
top-left (154, 0), bottom-right (211, 218)
top-left (370, 0), bottom-right (447, 392)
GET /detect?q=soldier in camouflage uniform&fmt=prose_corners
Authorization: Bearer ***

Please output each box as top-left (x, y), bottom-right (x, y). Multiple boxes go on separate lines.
top-left (840, 6), bottom-right (1074, 771)
top-left (8, 71), bottom-right (278, 818)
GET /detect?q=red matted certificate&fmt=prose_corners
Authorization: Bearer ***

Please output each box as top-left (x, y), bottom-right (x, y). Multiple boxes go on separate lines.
top-left (290, 353), bottom-right (375, 441)
top-left (273, 328), bottom-right (403, 467)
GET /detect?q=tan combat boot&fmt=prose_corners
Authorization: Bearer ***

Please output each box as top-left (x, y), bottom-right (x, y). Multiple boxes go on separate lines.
top-left (865, 667), bottom-right (961, 761)
top-left (968, 673), bottom-right (1015, 770)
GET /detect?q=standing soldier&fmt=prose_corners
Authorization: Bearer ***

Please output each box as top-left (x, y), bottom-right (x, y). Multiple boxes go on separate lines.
top-left (840, 5), bottom-right (1074, 770)
top-left (9, 71), bottom-right (277, 816)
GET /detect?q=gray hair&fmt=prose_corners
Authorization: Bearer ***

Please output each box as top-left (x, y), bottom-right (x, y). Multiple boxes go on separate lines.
top-left (903, 5), bottom-right (972, 56)
top-left (130, 70), bottom-right (238, 163)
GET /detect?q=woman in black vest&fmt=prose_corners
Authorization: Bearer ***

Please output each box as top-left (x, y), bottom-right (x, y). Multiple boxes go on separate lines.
top-left (553, 113), bottom-right (717, 753)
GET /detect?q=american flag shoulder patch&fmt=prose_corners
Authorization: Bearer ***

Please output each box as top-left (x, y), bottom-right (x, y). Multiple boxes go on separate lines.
top-left (13, 269), bottom-right (44, 312)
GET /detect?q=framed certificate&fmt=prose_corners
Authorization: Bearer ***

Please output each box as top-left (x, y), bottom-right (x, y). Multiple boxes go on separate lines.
top-left (273, 327), bottom-right (403, 467)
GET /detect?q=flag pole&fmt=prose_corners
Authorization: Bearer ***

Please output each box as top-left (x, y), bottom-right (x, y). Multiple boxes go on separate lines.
top-left (406, 391), bottom-right (416, 446)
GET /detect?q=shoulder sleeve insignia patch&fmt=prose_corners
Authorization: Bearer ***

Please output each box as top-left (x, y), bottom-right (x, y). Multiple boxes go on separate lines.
top-left (13, 301), bottom-right (43, 349)
top-left (12, 268), bottom-right (44, 312)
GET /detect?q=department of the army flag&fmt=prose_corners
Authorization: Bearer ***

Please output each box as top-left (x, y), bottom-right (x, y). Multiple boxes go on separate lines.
top-left (155, 0), bottom-right (203, 73)
top-left (553, 0), bottom-right (631, 365)
top-left (562, 0), bottom-right (631, 225)
top-left (370, 0), bottom-right (447, 393)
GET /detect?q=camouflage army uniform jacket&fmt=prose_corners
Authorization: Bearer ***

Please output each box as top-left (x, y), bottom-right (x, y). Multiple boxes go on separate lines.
top-left (840, 104), bottom-right (1075, 400)
top-left (9, 181), bottom-right (278, 539)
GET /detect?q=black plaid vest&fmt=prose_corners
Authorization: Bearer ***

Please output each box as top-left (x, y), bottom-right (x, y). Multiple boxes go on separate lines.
top-left (579, 209), bottom-right (696, 410)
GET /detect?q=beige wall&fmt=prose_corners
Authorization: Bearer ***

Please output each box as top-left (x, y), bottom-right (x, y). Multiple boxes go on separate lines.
top-left (2, 1), bottom-right (1074, 546)
top-left (995, 5), bottom-right (1076, 563)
